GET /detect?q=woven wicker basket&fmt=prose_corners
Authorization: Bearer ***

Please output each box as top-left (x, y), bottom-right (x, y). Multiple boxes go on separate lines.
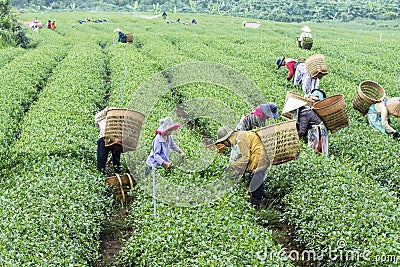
top-left (126, 34), bottom-right (134, 42)
top-left (255, 119), bottom-right (300, 165)
top-left (313, 94), bottom-right (348, 133)
top-left (105, 173), bottom-right (135, 203)
top-left (386, 97), bottom-right (400, 118)
top-left (105, 109), bottom-right (145, 152)
top-left (305, 54), bottom-right (328, 79)
top-left (352, 80), bottom-right (386, 116)
top-left (301, 40), bottom-right (313, 50)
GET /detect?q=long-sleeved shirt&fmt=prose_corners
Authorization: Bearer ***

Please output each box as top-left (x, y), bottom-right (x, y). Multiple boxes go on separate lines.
top-left (293, 63), bottom-right (320, 94)
top-left (372, 101), bottom-right (396, 134)
top-left (237, 114), bottom-right (266, 131)
top-left (94, 107), bottom-right (116, 139)
top-left (297, 107), bottom-right (323, 138)
top-left (228, 131), bottom-right (268, 174)
top-left (146, 134), bottom-right (181, 167)
top-left (285, 58), bottom-right (297, 81)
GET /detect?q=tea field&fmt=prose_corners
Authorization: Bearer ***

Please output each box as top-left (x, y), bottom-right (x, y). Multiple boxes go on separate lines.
top-left (0, 11), bottom-right (399, 266)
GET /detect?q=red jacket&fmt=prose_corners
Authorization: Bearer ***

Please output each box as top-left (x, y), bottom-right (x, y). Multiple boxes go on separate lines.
top-left (285, 60), bottom-right (297, 80)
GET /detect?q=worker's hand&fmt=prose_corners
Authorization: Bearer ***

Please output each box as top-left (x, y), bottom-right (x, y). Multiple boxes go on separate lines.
top-left (223, 164), bottom-right (230, 171)
top-left (393, 132), bottom-right (400, 139)
top-left (179, 151), bottom-right (186, 158)
top-left (163, 161), bottom-right (172, 168)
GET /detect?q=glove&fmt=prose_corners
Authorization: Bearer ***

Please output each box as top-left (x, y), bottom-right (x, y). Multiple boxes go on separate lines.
top-left (393, 132), bottom-right (399, 139)
top-left (223, 164), bottom-right (230, 171)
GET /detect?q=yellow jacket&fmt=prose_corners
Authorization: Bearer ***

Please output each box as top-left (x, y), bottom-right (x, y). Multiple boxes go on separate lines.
top-left (228, 131), bottom-right (269, 173)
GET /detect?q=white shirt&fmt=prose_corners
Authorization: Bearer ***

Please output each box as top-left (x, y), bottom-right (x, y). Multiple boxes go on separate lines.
top-left (293, 63), bottom-right (319, 94)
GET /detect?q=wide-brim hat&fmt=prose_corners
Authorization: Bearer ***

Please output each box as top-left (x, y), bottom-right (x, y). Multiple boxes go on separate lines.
top-left (282, 97), bottom-right (308, 114)
top-left (276, 57), bottom-right (285, 69)
top-left (114, 28), bottom-right (122, 32)
top-left (260, 102), bottom-right (279, 119)
top-left (215, 126), bottom-right (233, 144)
top-left (155, 117), bottom-right (181, 134)
top-left (301, 25), bottom-right (311, 33)
top-left (386, 97), bottom-right (400, 117)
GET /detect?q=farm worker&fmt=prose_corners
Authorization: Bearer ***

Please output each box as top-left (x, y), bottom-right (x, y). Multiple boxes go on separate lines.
top-left (114, 28), bottom-right (127, 43)
top-left (282, 97), bottom-right (328, 156)
top-left (214, 126), bottom-right (269, 209)
top-left (292, 62), bottom-right (320, 94)
top-left (162, 11), bottom-right (167, 19)
top-left (367, 97), bottom-right (400, 139)
top-left (297, 25), bottom-right (313, 45)
top-left (236, 102), bottom-right (280, 131)
top-left (277, 57), bottom-right (299, 81)
top-left (145, 117), bottom-right (185, 175)
top-left (305, 88), bottom-right (326, 101)
top-left (47, 20), bottom-right (51, 29)
top-left (95, 107), bottom-right (122, 174)
top-left (51, 20), bottom-right (56, 30)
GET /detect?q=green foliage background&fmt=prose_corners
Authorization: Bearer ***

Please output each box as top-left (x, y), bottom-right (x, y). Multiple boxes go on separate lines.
top-left (11, 0), bottom-right (400, 22)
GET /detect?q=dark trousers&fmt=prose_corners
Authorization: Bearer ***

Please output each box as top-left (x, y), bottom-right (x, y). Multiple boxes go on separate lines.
top-left (249, 169), bottom-right (266, 200)
top-left (97, 137), bottom-right (121, 173)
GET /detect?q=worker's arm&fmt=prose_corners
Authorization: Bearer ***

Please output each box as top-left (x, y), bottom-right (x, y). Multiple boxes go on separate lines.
top-left (286, 61), bottom-right (296, 80)
top-left (230, 133), bottom-right (250, 173)
top-left (169, 136), bottom-right (183, 154)
top-left (297, 110), bottom-right (310, 138)
top-left (380, 105), bottom-right (397, 134)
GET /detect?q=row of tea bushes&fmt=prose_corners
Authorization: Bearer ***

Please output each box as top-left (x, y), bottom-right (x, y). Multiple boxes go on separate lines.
top-left (0, 43), bottom-right (111, 265)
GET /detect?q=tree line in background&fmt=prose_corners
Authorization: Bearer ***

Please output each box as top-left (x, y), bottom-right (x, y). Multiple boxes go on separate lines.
top-left (11, 0), bottom-right (400, 22)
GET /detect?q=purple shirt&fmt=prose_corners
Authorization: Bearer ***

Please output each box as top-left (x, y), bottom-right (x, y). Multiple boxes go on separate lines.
top-left (146, 134), bottom-right (181, 167)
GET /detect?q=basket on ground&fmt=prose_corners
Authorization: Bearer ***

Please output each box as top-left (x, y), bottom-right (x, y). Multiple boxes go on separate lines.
top-left (126, 34), bottom-right (134, 42)
top-left (105, 173), bottom-right (135, 203)
top-left (105, 109), bottom-right (145, 152)
top-left (313, 94), bottom-right (348, 133)
top-left (305, 54), bottom-right (328, 79)
top-left (352, 80), bottom-right (385, 116)
top-left (255, 119), bottom-right (300, 165)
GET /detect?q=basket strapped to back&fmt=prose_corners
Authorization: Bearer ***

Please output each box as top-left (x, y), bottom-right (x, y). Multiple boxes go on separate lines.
top-left (352, 80), bottom-right (386, 116)
top-left (126, 34), bottom-right (134, 42)
top-left (255, 118), bottom-right (300, 165)
top-left (312, 94), bottom-right (349, 133)
top-left (105, 109), bottom-right (145, 152)
top-left (305, 54), bottom-right (328, 79)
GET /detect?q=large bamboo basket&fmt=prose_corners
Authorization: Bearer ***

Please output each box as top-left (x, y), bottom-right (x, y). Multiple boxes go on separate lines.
top-left (126, 34), bottom-right (134, 42)
top-left (105, 173), bottom-right (135, 203)
top-left (105, 109), bottom-right (145, 152)
top-left (352, 80), bottom-right (385, 116)
top-left (255, 119), bottom-right (300, 165)
top-left (312, 94), bottom-right (348, 133)
top-left (305, 54), bottom-right (328, 79)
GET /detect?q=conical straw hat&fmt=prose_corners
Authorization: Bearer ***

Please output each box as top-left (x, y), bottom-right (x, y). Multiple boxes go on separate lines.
top-left (386, 97), bottom-right (400, 117)
top-left (301, 25), bottom-right (311, 33)
top-left (282, 96), bottom-right (308, 114)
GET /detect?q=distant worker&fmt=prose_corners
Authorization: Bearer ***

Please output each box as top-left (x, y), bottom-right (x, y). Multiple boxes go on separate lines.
top-left (191, 18), bottom-right (197, 24)
top-left (367, 97), bottom-right (400, 139)
top-left (47, 20), bottom-right (51, 29)
top-left (236, 102), bottom-right (279, 131)
top-left (282, 97), bottom-right (328, 156)
top-left (162, 11), bottom-right (167, 19)
top-left (51, 20), bottom-right (56, 30)
top-left (297, 25), bottom-right (313, 48)
top-left (95, 107), bottom-right (122, 174)
top-left (292, 62), bottom-right (320, 94)
top-left (145, 117), bottom-right (185, 175)
top-left (214, 126), bottom-right (269, 209)
top-left (277, 57), bottom-right (299, 81)
top-left (114, 28), bottom-right (127, 43)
